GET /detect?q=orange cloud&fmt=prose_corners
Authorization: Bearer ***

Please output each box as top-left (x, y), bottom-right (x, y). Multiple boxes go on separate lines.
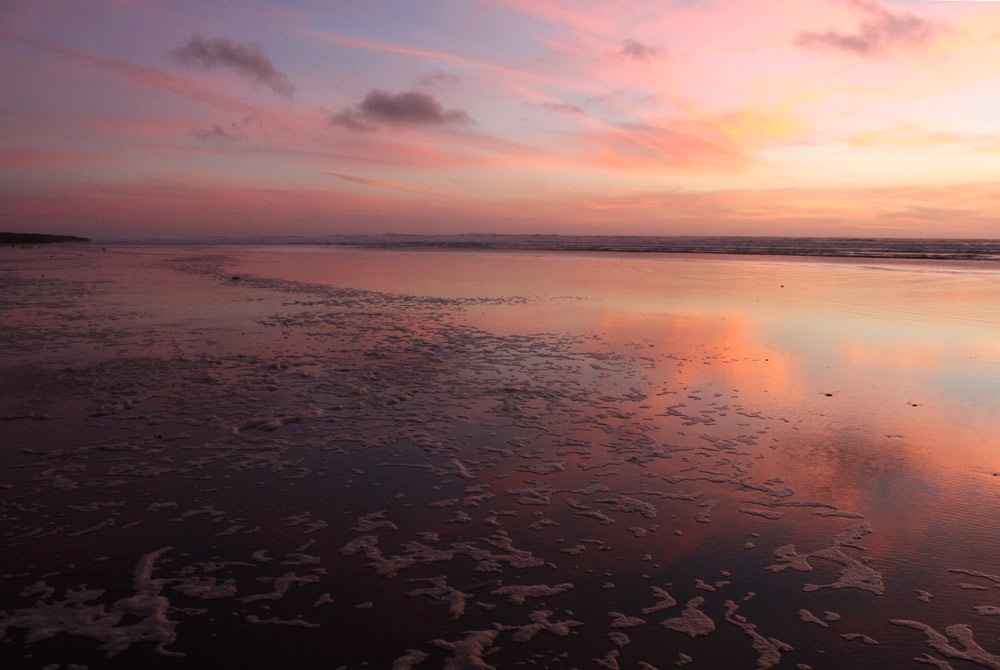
top-left (848, 126), bottom-right (1000, 151)
top-left (586, 121), bottom-right (752, 172)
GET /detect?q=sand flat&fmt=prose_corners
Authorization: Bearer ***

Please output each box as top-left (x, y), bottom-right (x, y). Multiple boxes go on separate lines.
top-left (2, 244), bottom-right (1000, 668)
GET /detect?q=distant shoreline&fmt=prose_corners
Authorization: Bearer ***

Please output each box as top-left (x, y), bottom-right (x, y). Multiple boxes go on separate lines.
top-left (166, 234), bottom-right (1000, 262)
top-left (13, 233), bottom-right (1000, 261)
top-left (0, 232), bottom-right (91, 245)
top-left (315, 235), bottom-right (1000, 262)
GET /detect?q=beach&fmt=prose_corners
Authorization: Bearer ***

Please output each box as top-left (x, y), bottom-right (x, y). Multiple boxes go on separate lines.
top-left (2, 243), bottom-right (1000, 669)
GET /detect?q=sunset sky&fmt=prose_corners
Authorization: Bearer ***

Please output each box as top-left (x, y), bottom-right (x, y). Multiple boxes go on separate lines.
top-left (3, 0), bottom-right (1000, 239)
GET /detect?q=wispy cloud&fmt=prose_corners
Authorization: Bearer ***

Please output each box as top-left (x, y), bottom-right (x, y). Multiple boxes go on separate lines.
top-left (4, 32), bottom-right (249, 112)
top-left (170, 36), bottom-right (294, 97)
top-left (299, 28), bottom-right (589, 93)
top-left (541, 101), bottom-right (584, 115)
top-left (10, 178), bottom-right (1000, 239)
top-left (0, 148), bottom-right (106, 169)
top-left (192, 124), bottom-right (246, 142)
top-left (848, 125), bottom-right (1000, 151)
top-left (795, 0), bottom-right (935, 56)
top-left (568, 180), bottom-right (1000, 236)
top-left (418, 70), bottom-right (461, 87)
top-left (322, 170), bottom-right (448, 197)
top-left (331, 90), bottom-right (473, 132)
top-left (590, 121), bottom-right (751, 172)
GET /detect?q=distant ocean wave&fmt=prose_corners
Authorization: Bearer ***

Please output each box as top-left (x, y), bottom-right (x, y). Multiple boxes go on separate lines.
top-left (274, 235), bottom-right (1000, 261)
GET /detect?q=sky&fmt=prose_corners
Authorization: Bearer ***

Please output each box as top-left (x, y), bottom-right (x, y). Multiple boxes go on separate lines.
top-left (2, 0), bottom-right (1000, 239)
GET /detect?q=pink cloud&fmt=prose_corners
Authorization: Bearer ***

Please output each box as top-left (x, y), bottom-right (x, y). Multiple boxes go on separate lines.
top-left (5, 178), bottom-right (1000, 240)
top-left (298, 28), bottom-right (591, 94)
top-left (585, 122), bottom-right (752, 172)
top-left (321, 171), bottom-right (451, 197)
top-left (795, 0), bottom-right (936, 56)
top-left (3, 32), bottom-right (252, 113)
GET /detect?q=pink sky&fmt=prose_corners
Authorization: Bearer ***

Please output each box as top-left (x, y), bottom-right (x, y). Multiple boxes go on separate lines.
top-left (2, 0), bottom-right (1000, 239)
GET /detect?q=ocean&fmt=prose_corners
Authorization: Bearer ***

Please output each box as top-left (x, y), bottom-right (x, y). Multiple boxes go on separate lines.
top-left (159, 234), bottom-right (1000, 261)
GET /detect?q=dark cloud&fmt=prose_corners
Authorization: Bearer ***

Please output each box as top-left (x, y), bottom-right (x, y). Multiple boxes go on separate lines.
top-left (795, 0), bottom-right (934, 56)
top-left (330, 90), bottom-right (473, 132)
top-left (170, 36), bottom-right (294, 97)
top-left (361, 90), bottom-right (472, 124)
top-left (329, 110), bottom-right (377, 133)
top-left (618, 39), bottom-right (662, 61)
top-left (192, 124), bottom-right (246, 142)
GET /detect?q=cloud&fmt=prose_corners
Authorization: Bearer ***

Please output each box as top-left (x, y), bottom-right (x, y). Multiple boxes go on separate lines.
top-left (322, 171), bottom-right (447, 197)
top-left (301, 28), bottom-right (581, 92)
top-left (0, 148), bottom-right (106, 169)
top-left (170, 36), bottom-right (295, 97)
top-left (13, 179), bottom-right (1000, 239)
top-left (618, 39), bottom-right (662, 61)
top-left (542, 101), bottom-right (584, 115)
top-left (331, 90), bottom-right (473, 132)
top-left (847, 125), bottom-right (1000, 152)
top-left (795, 0), bottom-right (934, 56)
top-left (192, 124), bottom-right (246, 142)
top-left (361, 90), bottom-right (472, 124)
top-left (329, 110), bottom-right (378, 133)
top-left (6, 32), bottom-right (249, 113)
top-left (593, 121), bottom-right (751, 172)
top-left (419, 70), bottom-right (461, 87)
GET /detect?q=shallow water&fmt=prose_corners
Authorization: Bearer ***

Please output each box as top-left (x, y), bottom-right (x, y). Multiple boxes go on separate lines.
top-left (2, 244), bottom-right (1000, 669)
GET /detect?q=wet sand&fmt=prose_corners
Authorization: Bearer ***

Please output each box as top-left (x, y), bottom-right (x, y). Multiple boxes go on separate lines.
top-left (2, 244), bottom-right (1000, 669)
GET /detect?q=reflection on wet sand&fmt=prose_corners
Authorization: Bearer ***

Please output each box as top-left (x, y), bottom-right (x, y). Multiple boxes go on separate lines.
top-left (1, 245), bottom-right (999, 669)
